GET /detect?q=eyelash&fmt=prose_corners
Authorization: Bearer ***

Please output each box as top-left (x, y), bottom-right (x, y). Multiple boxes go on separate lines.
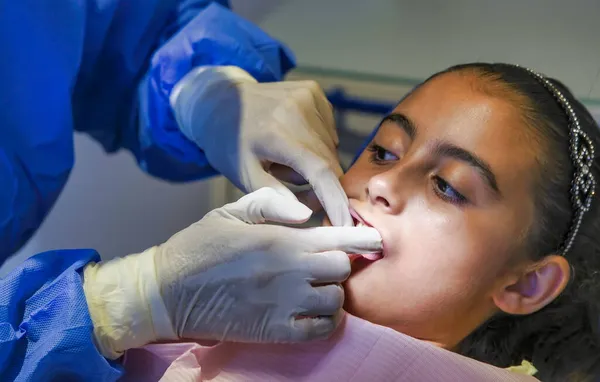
top-left (366, 143), bottom-right (468, 205)
top-left (366, 142), bottom-right (398, 163)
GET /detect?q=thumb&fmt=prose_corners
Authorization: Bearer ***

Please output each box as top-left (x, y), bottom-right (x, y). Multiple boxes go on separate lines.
top-left (224, 187), bottom-right (313, 225)
top-left (245, 160), bottom-right (300, 201)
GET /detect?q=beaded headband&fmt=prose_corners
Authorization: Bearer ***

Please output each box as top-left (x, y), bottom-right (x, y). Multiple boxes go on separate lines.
top-left (522, 67), bottom-right (596, 255)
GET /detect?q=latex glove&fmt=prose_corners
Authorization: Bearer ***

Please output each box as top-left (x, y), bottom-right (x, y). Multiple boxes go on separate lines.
top-left (83, 188), bottom-right (381, 359)
top-left (170, 66), bottom-right (352, 227)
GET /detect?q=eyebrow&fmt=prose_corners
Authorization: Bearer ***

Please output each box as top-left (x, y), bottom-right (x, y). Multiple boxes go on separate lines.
top-left (381, 113), bottom-right (417, 140)
top-left (380, 112), bottom-right (500, 195)
top-left (433, 143), bottom-right (500, 194)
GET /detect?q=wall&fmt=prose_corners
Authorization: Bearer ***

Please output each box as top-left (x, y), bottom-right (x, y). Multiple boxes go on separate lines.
top-left (257, 0), bottom-right (600, 101)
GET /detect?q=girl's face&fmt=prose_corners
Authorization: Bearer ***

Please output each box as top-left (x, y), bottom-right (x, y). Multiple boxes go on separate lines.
top-left (338, 72), bottom-right (542, 348)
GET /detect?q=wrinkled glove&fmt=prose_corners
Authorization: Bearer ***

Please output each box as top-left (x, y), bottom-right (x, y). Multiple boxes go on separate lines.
top-left (170, 66), bottom-right (352, 226)
top-left (83, 188), bottom-right (381, 359)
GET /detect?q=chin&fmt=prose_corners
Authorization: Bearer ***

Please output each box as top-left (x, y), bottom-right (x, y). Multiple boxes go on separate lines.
top-left (342, 260), bottom-right (376, 319)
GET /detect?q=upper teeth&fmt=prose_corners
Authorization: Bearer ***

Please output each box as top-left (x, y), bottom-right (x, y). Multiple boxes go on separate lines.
top-left (356, 222), bottom-right (366, 227)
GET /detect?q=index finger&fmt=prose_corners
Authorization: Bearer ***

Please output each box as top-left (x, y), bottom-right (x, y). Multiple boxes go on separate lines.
top-left (284, 149), bottom-right (352, 227)
top-left (308, 169), bottom-right (353, 227)
top-left (298, 226), bottom-right (382, 254)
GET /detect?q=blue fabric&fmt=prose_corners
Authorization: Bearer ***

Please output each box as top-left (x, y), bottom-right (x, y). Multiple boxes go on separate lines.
top-left (0, 0), bottom-right (296, 261)
top-left (137, 2), bottom-right (296, 181)
top-left (0, 249), bottom-right (122, 381)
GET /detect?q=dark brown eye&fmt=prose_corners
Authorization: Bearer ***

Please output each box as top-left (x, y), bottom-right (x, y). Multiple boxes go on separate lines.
top-left (366, 143), bottom-right (398, 163)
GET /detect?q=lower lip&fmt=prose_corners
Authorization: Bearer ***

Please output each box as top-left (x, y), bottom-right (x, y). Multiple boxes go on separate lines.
top-left (362, 252), bottom-right (383, 260)
top-left (351, 256), bottom-right (379, 270)
top-left (349, 252), bottom-right (383, 262)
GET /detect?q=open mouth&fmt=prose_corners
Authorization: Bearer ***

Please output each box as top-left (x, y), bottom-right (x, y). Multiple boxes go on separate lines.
top-left (350, 209), bottom-right (372, 228)
top-left (349, 208), bottom-right (384, 261)
top-left (352, 216), bottom-right (371, 229)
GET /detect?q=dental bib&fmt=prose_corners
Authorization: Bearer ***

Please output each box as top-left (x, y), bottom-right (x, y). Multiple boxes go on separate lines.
top-left (122, 314), bottom-right (538, 381)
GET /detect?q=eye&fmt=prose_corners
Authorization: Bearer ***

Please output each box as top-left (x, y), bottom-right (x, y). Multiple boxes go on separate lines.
top-left (433, 175), bottom-right (468, 205)
top-left (366, 143), bottom-right (399, 163)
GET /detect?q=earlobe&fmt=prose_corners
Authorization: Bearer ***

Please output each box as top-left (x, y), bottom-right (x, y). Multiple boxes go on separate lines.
top-left (493, 255), bottom-right (571, 315)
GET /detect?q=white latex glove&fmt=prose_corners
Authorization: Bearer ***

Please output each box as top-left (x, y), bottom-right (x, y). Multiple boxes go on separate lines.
top-left (83, 188), bottom-right (381, 359)
top-left (170, 66), bottom-right (352, 226)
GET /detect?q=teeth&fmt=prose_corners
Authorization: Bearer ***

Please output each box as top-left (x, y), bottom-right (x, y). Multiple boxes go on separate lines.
top-left (356, 222), bottom-right (366, 227)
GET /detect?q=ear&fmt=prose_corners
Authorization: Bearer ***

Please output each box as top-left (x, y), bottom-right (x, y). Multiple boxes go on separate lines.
top-left (493, 255), bottom-right (571, 315)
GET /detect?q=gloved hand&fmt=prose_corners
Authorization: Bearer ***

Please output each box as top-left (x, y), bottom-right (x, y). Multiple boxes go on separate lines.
top-left (170, 66), bottom-right (352, 226)
top-left (83, 188), bottom-right (381, 359)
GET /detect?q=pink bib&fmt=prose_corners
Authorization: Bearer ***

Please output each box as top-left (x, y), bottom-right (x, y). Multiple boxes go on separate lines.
top-left (123, 314), bottom-right (538, 381)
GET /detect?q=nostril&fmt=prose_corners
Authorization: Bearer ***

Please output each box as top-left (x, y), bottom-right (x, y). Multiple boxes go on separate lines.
top-left (375, 196), bottom-right (390, 207)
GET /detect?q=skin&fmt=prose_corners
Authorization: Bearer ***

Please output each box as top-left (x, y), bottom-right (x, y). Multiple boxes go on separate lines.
top-left (321, 71), bottom-right (570, 350)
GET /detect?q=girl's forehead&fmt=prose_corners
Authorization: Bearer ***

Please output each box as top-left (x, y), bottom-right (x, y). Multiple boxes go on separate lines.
top-left (394, 73), bottom-right (535, 149)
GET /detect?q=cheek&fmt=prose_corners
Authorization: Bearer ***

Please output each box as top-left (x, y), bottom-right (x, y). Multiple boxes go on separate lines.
top-left (403, 210), bottom-right (514, 288)
top-left (344, 207), bottom-right (513, 328)
top-left (395, 209), bottom-right (497, 286)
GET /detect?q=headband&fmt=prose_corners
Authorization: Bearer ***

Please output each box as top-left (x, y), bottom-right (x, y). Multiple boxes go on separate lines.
top-left (523, 67), bottom-right (596, 255)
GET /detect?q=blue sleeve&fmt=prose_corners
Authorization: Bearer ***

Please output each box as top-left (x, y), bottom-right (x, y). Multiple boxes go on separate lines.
top-left (0, 249), bottom-right (122, 381)
top-left (0, 1), bottom-right (80, 260)
top-left (0, 0), bottom-right (295, 261)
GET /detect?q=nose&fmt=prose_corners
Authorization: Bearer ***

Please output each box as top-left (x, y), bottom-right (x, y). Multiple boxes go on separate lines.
top-left (366, 169), bottom-right (405, 213)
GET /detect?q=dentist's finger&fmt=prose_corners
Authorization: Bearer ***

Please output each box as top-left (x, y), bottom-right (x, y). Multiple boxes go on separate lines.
top-left (297, 284), bottom-right (345, 317)
top-left (299, 226), bottom-right (382, 253)
top-left (302, 250), bottom-right (351, 284)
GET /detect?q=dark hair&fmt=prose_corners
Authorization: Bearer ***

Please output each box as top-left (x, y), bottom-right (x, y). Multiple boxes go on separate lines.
top-left (416, 63), bottom-right (600, 381)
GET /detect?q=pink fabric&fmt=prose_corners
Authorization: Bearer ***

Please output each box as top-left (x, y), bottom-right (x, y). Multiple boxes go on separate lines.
top-left (122, 315), bottom-right (539, 382)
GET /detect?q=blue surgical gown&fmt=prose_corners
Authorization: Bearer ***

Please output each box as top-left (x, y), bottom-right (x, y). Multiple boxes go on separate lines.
top-left (0, 1), bottom-right (295, 380)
